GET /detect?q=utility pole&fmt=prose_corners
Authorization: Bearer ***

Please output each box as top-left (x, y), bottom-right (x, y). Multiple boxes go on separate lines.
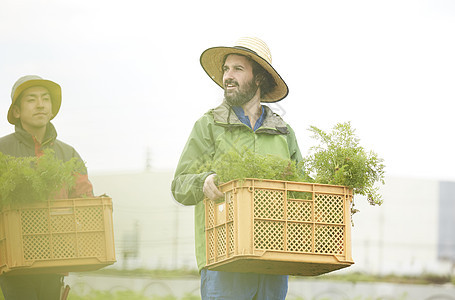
top-left (145, 147), bottom-right (152, 171)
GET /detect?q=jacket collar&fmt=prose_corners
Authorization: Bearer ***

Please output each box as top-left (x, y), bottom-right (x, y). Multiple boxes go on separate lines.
top-left (14, 122), bottom-right (58, 148)
top-left (211, 101), bottom-right (289, 135)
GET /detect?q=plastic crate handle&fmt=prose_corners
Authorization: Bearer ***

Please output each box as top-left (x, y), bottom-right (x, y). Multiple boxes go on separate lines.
top-left (50, 207), bottom-right (74, 216)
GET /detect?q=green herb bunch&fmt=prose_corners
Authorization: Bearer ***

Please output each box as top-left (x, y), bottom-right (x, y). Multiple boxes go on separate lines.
top-left (0, 149), bottom-right (85, 206)
top-left (196, 147), bottom-right (306, 185)
top-left (303, 122), bottom-right (385, 206)
top-left (196, 122), bottom-right (385, 209)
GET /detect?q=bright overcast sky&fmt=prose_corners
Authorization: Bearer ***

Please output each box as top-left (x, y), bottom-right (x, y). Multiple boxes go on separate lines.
top-left (1, 0), bottom-right (454, 181)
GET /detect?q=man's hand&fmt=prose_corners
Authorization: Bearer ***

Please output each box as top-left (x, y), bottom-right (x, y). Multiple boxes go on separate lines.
top-left (203, 174), bottom-right (224, 201)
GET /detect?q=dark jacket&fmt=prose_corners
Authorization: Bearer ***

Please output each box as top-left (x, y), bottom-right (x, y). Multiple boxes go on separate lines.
top-left (0, 123), bottom-right (93, 198)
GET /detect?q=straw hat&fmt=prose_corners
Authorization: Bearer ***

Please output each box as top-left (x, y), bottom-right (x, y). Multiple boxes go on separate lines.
top-left (200, 37), bottom-right (288, 103)
top-left (8, 75), bottom-right (62, 124)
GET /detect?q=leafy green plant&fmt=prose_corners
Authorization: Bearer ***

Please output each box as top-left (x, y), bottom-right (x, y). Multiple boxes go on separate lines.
top-left (0, 149), bottom-right (85, 206)
top-left (197, 122), bottom-right (385, 210)
top-left (197, 147), bottom-right (306, 185)
top-left (303, 122), bottom-right (385, 206)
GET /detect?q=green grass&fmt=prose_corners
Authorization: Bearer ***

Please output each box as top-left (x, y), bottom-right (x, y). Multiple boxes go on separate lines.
top-left (67, 291), bottom-right (199, 300)
top-left (1, 269), bottom-right (452, 300)
top-left (89, 268), bottom-right (455, 285)
top-left (65, 290), bottom-right (409, 300)
top-left (88, 267), bottom-right (200, 278)
top-left (64, 290), bottom-right (410, 300)
top-left (313, 271), bottom-right (454, 285)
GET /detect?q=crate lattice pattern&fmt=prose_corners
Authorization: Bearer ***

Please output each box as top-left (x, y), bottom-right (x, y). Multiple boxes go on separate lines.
top-left (20, 206), bottom-right (106, 261)
top-left (253, 189), bottom-right (345, 255)
top-left (206, 185), bottom-right (347, 262)
top-left (207, 191), bottom-right (236, 262)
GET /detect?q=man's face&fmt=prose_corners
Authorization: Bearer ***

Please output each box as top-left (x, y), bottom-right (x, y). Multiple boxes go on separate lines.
top-left (13, 86), bottom-right (52, 132)
top-left (222, 54), bottom-right (259, 106)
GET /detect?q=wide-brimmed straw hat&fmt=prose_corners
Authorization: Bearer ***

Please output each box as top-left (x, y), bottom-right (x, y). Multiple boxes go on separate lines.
top-left (200, 37), bottom-right (288, 103)
top-left (8, 75), bottom-right (62, 124)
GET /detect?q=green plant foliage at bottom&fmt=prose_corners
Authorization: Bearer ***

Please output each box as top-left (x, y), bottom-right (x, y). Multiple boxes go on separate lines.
top-left (67, 291), bottom-right (199, 300)
top-left (68, 290), bottom-right (147, 300)
top-left (65, 290), bottom-right (413, 300)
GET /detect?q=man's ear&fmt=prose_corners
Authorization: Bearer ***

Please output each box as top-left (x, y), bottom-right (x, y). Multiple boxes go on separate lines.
top-left (255, 74), bottom-right (264, 86)
top-left (12, 105), bottom-right (21, 119)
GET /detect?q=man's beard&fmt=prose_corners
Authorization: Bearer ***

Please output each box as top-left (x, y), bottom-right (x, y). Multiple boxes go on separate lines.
top-left (224, 78), bottom-right (259, 106)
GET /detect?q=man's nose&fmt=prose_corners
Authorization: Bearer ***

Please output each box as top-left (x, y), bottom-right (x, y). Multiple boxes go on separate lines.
top-left (36, 97), bottom-right (45, 107)
top-left (223, 69), bottom-right (234, 81)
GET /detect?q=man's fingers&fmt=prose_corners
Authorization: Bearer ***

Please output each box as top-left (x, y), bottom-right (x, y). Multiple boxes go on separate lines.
top-left (203, 174), bottom-right (224, 201)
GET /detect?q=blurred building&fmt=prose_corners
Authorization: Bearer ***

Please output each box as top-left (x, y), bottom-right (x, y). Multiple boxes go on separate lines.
top-left (89, 171), bottom-right (455, 275)
top-left (90, 171), bottom-right (196, 270)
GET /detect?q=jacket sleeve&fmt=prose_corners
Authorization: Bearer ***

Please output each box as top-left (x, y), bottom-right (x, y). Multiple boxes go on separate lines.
top-left (50, 154), bottom-right (94, 200)
top-left (68, 148), bottom-right (94, 198)
top-left (69, 173), bottom-right (94, 198)
top-left (171, 115), bottom-right (215, 206)
top-left (286, 124), bottom-right (303, 163)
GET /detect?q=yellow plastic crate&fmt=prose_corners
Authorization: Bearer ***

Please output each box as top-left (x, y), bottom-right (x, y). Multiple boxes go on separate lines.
top-left (0, 197), bottom-right (116, 275)
top-left (205, 179), bottom-right (354, 276)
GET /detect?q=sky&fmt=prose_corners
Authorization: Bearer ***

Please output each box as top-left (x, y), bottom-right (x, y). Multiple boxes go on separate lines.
top-left (1, 0), bottom-right (454, 182)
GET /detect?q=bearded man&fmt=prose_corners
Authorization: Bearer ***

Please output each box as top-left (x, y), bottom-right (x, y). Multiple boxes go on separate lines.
top-left (171, 37), bottom-right (303, 300)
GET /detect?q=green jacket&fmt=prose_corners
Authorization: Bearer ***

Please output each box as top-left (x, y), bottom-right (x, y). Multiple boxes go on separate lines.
top-left (171, 101), bottom-right (303, 271)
